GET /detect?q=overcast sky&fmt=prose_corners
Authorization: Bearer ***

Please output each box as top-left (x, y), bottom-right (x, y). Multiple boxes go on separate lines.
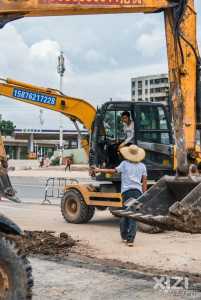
top-left (0, 1), bottom-right (200, 130)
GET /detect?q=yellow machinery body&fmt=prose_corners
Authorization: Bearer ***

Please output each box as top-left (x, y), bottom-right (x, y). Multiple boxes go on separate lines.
top-left (0, 0), bottom-right (176, 19)
top-left (0, 0), bottom-right (199, 170)
top-left (0, 0), bottom-right (201, 230)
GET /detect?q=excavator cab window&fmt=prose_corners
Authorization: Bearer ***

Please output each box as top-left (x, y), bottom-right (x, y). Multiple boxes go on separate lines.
top-left (116, 110), bottom-right (126, 141)
top-left (96, 102), bottom-right (134, 168)
top-left (90, 102), bottom-right (132, 168)
top-left (91, 101), bottom-right (173, 179)
top-left (103, 110), bottom-right (127, 141)
top-left (136, 105), bottom-right (170, 145)
top-left (134, 103), bottom-right (173, 178)
top-left (103, 110), bottom-right (116, 140)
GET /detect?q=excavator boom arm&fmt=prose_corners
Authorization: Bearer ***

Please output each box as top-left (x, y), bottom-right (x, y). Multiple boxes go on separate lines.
top-left (164, 0), bottom-right (200, 171)
top-left (0, 0), bottom-right (176, 28)
top-left (0, 78), bottom-right (96, 132)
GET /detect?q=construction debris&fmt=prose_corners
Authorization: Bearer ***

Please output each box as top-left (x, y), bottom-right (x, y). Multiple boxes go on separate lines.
top-left (18, 231), bottom-right (76, 257)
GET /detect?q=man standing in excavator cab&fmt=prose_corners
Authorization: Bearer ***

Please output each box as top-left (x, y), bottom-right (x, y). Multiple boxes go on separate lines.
top-left (119, 111), bottom-right (135, 149)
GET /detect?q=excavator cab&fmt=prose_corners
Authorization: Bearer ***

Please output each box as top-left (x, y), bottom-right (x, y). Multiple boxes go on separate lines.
top-left (90, 101), bottom-right (174, 183)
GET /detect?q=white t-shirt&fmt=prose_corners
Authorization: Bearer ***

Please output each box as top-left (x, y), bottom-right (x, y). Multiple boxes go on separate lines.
top-left (116, 160), bottom-right (147, 193)
top-left (123, 121), bottom-right (135, 144)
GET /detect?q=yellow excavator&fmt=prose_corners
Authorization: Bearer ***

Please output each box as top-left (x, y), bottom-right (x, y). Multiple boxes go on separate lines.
top-left (0, 1), bottom-right (200, 233)
top-left (0, 77), bottom-right (174, 209)
top-left (0, 135), bottom-right (33, 300)
top-left (0, 1), bottom-right (200, 296)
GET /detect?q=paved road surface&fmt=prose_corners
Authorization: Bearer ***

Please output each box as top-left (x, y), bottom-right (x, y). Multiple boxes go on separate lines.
top-left (32, 257), bottom-right (198, 300)
top-left (10, 175), bottom-right (90, 203)
top-left (4, 176), bottom-right (201, 299)
top-left (10, 176), bottom-right (60, 204)
top-left (1, 200), bottom-right (201, 276)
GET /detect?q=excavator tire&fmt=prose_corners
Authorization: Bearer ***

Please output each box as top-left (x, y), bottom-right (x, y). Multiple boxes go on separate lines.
top-left (0, 234), bottom-right (33, 300)
top-left (61, 189), bottom-right (95, 224)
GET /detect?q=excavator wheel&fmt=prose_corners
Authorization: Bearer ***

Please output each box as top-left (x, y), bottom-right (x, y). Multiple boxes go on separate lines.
top-left (61, 189), bottom-right (95, 224)
top-left (0, 235), bottom-right (33, 300)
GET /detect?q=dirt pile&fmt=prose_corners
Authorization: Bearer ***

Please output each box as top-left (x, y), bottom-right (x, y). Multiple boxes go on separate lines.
top-left (20, 231), bottom-right (76, 257)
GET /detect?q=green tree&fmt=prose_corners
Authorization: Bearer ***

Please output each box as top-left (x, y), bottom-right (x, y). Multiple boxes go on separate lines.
top-left (0, 120), bottom-right (16, 136)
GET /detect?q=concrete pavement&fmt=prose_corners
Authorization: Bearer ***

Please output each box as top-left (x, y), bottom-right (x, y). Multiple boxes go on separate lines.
top-left (1, 200), bottom-right (201, 276)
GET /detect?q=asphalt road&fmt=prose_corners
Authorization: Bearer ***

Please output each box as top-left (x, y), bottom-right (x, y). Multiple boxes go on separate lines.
top-left (32, 257), bottom-right (200, 300)
top-left (10, 176), bottom-right (58, 204)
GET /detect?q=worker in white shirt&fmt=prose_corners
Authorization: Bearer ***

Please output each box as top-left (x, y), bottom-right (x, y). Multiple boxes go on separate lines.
top-left (95, 145), bottom-right (147, 246)
top-left (119, 111), bottom-right (135, 149)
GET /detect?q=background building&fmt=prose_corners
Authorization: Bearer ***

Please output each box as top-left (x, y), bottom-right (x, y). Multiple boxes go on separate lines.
top-left (4, 128), bottom-right (88, 159)
top-left (131, 74), bottom-right (169, 104)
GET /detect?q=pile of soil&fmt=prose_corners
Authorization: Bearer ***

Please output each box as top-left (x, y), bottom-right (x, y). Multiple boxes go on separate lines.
top-left (20, 231), bottom-right (76, 257)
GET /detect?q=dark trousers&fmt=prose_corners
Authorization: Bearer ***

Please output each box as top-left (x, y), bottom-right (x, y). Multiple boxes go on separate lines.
top-left (65, 163), bottom-right (71, 171)
top-left (120, 189), bottom-right (142, 243)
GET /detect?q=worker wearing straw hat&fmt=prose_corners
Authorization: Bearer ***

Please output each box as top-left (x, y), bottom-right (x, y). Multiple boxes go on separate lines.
top-left (95, 145), bottom-right (147, 247)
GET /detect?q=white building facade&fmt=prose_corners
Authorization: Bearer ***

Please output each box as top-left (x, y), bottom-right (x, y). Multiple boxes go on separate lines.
top-left (131, 74), bottom-right (169, 104)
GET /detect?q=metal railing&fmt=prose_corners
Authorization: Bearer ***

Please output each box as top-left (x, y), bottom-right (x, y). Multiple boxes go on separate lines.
top-left (42, 177), bottom-right (78, 204)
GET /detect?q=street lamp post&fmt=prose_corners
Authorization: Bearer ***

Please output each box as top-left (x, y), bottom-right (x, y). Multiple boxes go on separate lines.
top-left (57, 51), bottom-right (66, 165)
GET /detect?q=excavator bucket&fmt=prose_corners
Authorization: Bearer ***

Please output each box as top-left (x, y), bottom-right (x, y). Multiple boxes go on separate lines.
top-left (114, 176), bottom-right (201, 233)
top-left (0, 136), bottom-right (19, 203)
top-left (0, 165), bottom-right (19, 203)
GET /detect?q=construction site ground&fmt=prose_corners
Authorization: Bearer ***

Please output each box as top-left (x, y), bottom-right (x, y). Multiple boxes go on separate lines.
top-left (2, 166), bottom-right (201, 299)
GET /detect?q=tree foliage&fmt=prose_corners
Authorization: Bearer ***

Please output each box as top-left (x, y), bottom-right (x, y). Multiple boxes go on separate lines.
top-left (0, 120), bottom-right (16, 136)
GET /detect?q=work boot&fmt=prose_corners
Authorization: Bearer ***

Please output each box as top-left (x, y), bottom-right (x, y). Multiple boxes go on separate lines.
top-left (127, 241), bottom-right (134, 247)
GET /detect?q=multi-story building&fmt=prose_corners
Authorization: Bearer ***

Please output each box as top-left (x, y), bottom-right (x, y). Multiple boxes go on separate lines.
top-left (131, 74), bottom-right (169, 104)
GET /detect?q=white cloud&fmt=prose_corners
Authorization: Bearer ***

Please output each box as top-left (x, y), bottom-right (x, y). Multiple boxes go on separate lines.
top-left (29, 40), bottom-right (60, 61)
top-left (84, 48), bottom-right (105, 63)
top-left (0, 25), bottom-right (27, 73)
top-left (136, 28), bottom-right (164, 58)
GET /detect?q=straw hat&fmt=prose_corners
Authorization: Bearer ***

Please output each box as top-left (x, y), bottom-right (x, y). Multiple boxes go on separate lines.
top-left (120, 145), bottom-right (145, 163)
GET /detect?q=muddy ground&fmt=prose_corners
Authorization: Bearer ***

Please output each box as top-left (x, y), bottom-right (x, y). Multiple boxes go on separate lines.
top-left (22, 232), bottom-right (201, 300)
top-left (2, 171), bottom-right (201, 299)
top-left (17, 230), bottom-right (201, 284)
top-left (2, 199), bottom-right (201, 275)
top-left (12, 230), bottom-right (201, 299)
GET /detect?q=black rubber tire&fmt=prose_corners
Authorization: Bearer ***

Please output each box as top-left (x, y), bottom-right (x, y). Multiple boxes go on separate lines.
top-left (0, 235), bottom-right (33, 300)
top-left (61, 189), bottom-right (95, 224)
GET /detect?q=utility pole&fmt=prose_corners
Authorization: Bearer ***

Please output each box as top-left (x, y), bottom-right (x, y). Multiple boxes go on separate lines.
top-left (57, 51), bottom-right (66, 165)
top-left (38, 109), bottom-right (44, 158)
